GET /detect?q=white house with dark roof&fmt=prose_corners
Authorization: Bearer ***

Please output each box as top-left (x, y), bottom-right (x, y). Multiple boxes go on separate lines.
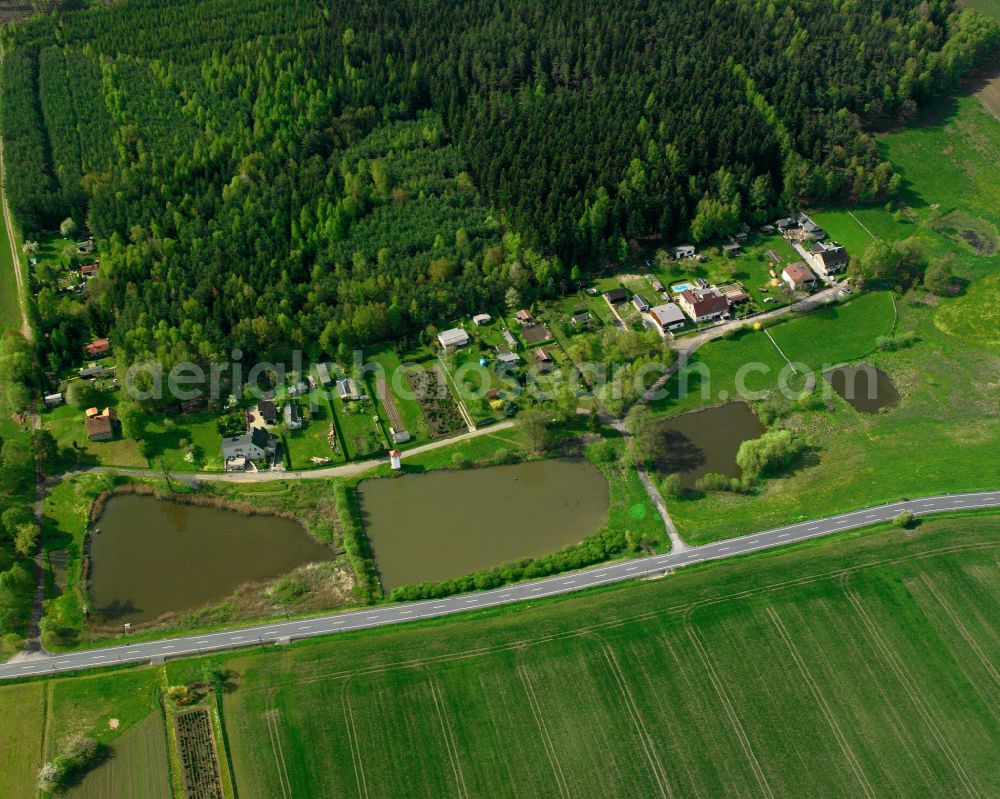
top-left (807, 241), bottom-right (849, 276)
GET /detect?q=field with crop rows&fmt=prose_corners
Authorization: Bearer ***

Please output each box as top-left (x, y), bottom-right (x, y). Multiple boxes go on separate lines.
top-left (211, 514), bottom-right (1000, 798)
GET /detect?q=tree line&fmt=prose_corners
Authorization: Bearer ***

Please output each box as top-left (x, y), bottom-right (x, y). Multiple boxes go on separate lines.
top-left (0, 0), bottom-right (996, 378)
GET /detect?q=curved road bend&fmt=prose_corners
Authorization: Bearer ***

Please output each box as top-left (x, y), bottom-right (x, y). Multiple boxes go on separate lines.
top-left (3, 490), bottom-right (998, 681)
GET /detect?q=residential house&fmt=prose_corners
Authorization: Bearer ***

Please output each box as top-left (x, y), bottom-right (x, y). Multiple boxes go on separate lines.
top-left (733, 226), bottom-right (750, 243)
top-left (532, 348), bottom-right (555, 373)
top-left (76, 239), bottom-right (95, 254)
top-left (79, 363), bottom-right (105, 379)
top-left (570, 310), bottom-right (591, 326)
top-left (514, 309), bottom-right (535, 326)
top-left (472, 313), bottom-right (492, 326)
top-left (44, 393), bottom-right (64, 408)
top-left (670, 244), bottom-right (696, 259)
top-left (677, 287), bottom-right (730, 323)
top-left (648, 303), bottom-right (687, 333)
top-left (502, 330), bottom-right (518, 349)
top-left (80, 263), bottom-right (99, 279)
top-left (632, 295), bottom-right (651, 313)
top-left (336, 378), bottom-right (365, 401)
top-left (496, 351), bottom-right (521, 368)
top-left (314, 362), bottom-right (333, 387)
top-left (603, 288), bottom-right (628, 305)
top-left (649, 278), bottom-right (664, 293)
top-left (722, 242), bottom-right (741, 257)
top-left (284, 402), bottom-right (303, 430)
top-left (221, 427), bottom-right (276, 467)
top-left (437, 327), bottom-right (470, 349)
top-left (775, 216), bottom-right (799, 234)
top-left (258, 398), bottom-right (278, 425)
top-left (782, 262), bottom-right (818, 292)
top-left (759, 224), bottom-right (776, 234)
top-left (85, 338), bottom-right (110, 358)
top-left (797, 212), bottom-right (826, 241)
top-left (807, 241), bottom-right (849, 275)
top-left (84, 407), bottom-right (116, 442)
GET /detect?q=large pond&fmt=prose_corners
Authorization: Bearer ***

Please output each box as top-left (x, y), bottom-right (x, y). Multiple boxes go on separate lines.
top-left (89, 494), bottom-right (333, 625)
top-left (653, 402), bottom-right (765, 488)
top-left (356, 458), bottom-right (610, 590)
top-left (824, 364), bottom-right (899, 413)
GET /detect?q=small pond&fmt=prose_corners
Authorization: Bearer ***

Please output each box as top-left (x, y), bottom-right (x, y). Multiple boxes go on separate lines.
top-left (824, 364), bottom-right (899, 413)
top-left (89, 494), bottom-right (333, 625)
top-left (653, 402), bottom-right (765, 489)
top-left (356, 458), bottom-right (610, 590)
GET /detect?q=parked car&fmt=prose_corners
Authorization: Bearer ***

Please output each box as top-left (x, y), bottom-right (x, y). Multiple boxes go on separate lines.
top-left (763, 297), bottom-right (776, 303)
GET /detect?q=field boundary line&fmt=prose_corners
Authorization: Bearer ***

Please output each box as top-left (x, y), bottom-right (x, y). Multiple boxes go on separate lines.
top-left (429, 679), bottom-right (469, 799)
top-left (844, 588), bottom-right (981, 799)
top-left (599, 644), bottom-right (673, 798)
top-left (264, 707), bottom-right (292, 799)
top-left (848, 210), bottom-right (876, 240)
top-left (341, 680), bottom-right (370, 799)
top-left (765, 607), bottom-right (875, 799)
top-left (516, 663), bottom-right (571, 798)
top-left (917, 573), bottom-right (1000, 688)
top-left (239, 541), bottom-right (1000, 695)
top-left (685, 624), bottom-right (775, 799)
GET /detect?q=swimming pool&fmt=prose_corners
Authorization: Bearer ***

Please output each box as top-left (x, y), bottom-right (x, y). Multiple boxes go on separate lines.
top-left (671, 282), bottom-right (692, 293)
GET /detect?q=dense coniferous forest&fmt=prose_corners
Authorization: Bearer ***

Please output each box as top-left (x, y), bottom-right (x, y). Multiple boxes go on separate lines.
top-left (1, 0), bottom-right (996, 368)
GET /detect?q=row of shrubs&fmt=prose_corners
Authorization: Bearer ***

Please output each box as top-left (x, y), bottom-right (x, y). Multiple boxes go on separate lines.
top-left (333, 482), bottom-right (381, 603)
top-left (387, 527), bottom-right (629, 602)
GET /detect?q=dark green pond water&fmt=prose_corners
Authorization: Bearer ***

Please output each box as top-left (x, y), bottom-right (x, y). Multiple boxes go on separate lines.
top-left (356, 458), bottom-right (610, 590)
top-left (89, 494), bottom-right (333, 625)
top-left (653, 402), bottom-right (766, 488)
top-left (823, 364), bottom-right (899, 413)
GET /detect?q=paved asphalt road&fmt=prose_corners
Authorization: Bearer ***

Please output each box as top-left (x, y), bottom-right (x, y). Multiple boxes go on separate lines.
top-left (2, 490), bottom-right (998, 681)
